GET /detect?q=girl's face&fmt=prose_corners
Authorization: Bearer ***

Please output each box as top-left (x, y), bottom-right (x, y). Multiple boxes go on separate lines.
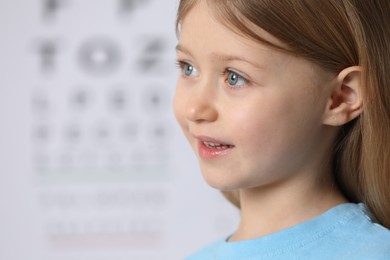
top-left (174, 1), bottom-right (336, 191)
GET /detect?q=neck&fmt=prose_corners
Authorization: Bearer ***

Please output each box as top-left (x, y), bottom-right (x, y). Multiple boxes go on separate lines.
top-left (228, 173), bottom-right (347, 242)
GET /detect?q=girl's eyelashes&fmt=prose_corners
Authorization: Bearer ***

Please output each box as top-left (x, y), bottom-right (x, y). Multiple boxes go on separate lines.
top-left (175, 60), bottom-right (250, 89)
top-left (176, 60), bottom-right (199, 77)
top-left (225, 70), bottom-right (249, 89)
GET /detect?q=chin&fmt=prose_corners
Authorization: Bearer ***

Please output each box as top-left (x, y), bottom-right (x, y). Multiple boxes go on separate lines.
top-left (201, 169), bottom-right (245, 192)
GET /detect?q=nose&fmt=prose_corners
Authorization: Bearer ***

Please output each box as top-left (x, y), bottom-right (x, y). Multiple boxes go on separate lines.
top-left (185, 83), bottom-right (218, 123)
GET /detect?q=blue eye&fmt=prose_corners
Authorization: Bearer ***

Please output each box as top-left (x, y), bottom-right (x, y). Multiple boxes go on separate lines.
top-left (227, 71), bottom-right (247, 87)
top-left (183, 63), bottom-right (194, 76)
top-left (177, 61), bottom-right (198, 77)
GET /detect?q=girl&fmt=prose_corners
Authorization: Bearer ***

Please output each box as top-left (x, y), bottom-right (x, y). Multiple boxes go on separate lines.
top-left (174, 0), bottom-right (390, 259)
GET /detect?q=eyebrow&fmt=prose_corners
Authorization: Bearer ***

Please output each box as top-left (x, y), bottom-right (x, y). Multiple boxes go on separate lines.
top-left (175, 44), bottom-right (266, 70)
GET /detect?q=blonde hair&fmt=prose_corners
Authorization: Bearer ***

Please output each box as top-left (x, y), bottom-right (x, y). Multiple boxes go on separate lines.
top-left (177, 0), bottom-right (390, 228)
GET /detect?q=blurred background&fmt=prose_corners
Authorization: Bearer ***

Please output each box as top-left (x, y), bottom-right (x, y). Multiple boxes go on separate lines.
top-left (0, 0), bottom-right (238, 259)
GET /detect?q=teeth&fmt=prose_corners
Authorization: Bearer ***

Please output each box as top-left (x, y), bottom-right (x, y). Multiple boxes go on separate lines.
top-left (203, 141), bottom-right (232, 149)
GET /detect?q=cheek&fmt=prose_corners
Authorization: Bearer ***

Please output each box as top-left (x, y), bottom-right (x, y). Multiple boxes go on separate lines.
top-left (226, 92), bottom-right (320, 153)
top-left (223, 102), bottom-right (277, 150)
top-left (173, 84), bottom-right (185, 126)
top-left (232, 114), bottom-right (280, 155)
top-left (173, 83), bottom-right (193, 141)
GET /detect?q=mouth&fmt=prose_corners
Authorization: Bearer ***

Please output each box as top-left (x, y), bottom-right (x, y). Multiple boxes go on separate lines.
top-left (202, 141), bottom-right (235, 150)
top-left (194, 135), bottom-right (235, 159)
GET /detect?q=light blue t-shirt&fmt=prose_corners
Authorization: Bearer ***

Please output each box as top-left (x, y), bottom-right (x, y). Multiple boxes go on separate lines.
top-left (186, 203), bottom-right (390, 259)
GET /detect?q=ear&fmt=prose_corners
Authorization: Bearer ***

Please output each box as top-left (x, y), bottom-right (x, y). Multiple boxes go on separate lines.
top-left (323, 66), bottom-right (363, 126)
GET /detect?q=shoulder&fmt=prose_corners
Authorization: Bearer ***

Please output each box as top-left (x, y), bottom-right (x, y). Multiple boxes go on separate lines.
top-left (185, 203), bottom-right (390, 260)
top-left (335, 203), bottom-right (390, 240)
top-left (320, 203), bottom-right (390, 258)
top-left (338, 242), bottom-right (390, 260)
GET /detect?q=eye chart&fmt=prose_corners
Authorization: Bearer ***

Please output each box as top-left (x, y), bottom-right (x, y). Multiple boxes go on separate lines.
top-left (0, 0), bottom-right (239, 259)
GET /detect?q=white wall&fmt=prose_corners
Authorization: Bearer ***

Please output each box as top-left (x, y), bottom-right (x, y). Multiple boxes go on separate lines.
top-left (0, 0), bottom-right (239, 259)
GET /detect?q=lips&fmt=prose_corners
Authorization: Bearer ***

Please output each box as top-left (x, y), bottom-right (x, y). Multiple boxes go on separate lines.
top-left (194, 135), bottom-right (235, 160)
top-left (203, 141), bottom-right (234, 150)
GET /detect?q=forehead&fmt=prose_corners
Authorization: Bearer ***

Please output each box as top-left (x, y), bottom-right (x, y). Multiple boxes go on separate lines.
top-left (179, 0), bottom-right (285, 50)
top-left (180, 2), bottom-right (265, 54)
top-left (178, 1), bottom-right (333, 85)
